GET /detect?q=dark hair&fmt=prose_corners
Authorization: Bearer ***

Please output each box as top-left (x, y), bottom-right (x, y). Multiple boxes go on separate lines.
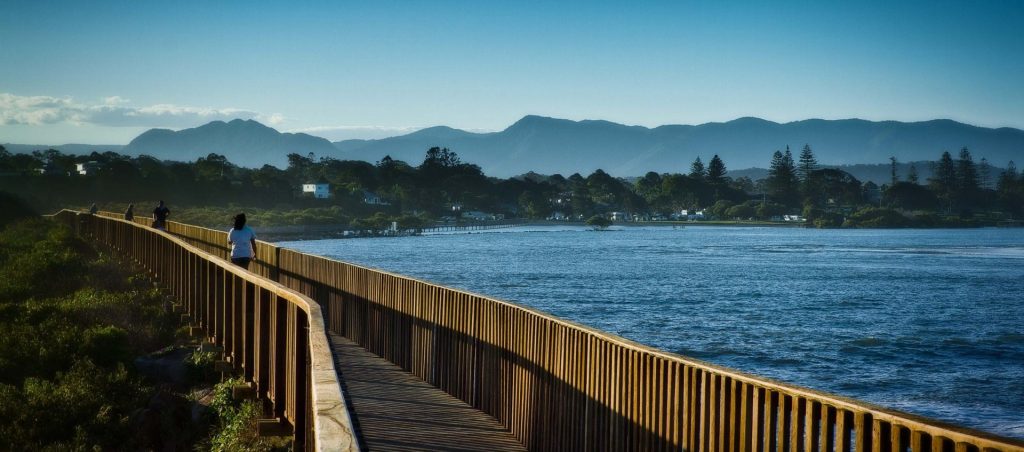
top-left (233, 213), bottom-right (246, 230)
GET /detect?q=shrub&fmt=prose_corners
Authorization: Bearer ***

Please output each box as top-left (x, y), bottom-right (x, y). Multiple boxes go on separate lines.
top-left (207, 377), bottom-right (289, 452)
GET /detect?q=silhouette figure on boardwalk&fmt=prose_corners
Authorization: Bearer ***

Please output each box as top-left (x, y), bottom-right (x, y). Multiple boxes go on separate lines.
top-left (152, 200), bottom-right (170, 230)
top-left (228, 213), bottom-right (257, 270)
top-left (124, 203), bottom-right (134, 222)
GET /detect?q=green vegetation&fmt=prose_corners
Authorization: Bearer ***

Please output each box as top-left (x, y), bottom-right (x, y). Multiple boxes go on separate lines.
top-left (1, 142), bottom-right (1021, 229)
top-left (0, 198), bottom-right (282, 449)
top-left (201, 377), bottom-right (289, 451)
top-left (586, 215), bottom-right (613, 230)
top-left (0, 215), bottom-right (181, 449)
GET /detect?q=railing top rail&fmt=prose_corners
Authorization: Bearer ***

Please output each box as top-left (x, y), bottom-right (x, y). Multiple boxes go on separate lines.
top-left (57, 210), bottom-right (358, 452)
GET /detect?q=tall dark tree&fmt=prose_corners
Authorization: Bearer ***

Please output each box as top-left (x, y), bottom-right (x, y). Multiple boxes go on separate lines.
top-left (889, 156), bottom-right (898, 187)
top-left (978, 157), bottom-right (993, 189)
top-left (929, 151), bottom-right (957, 213)
top-left (798, 144), bottom-right (818, 182)
top-left (689, 157), bottom-right (705, 179)
top-left (706, 155), bottom-right (727, 185)
top-left (957, 147), bottom-right (980, 209)
top-left (996, 161), bottom-right (1022, 217)
top-left (907, 163), bottom-right (919, 184)
top-left (767, 147), bottom-right (800, 207)
top-left (997, 161), bottom-right (1019, 193)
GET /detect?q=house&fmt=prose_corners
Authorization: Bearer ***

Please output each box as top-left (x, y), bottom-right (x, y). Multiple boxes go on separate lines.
top-left (547, 211), bottom-right (567, 221)
top-left (783, 215), bottom-right (805, 222)
top-left (362, 190), bottom-right (390, 205)
top-left (302, 182), bottom-right (331, 199)
top-left (75, 161), bottom-right (101, 176)
top-left (609, 212), bottom-right (629, 221)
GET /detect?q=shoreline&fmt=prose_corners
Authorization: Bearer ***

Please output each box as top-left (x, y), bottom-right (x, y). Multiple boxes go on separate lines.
top-left (259, 218), bottom-right (1016, 242)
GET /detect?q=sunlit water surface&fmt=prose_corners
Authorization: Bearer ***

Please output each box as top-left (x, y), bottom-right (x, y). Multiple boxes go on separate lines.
top-left (280, 225), bottom-right (1024, 438)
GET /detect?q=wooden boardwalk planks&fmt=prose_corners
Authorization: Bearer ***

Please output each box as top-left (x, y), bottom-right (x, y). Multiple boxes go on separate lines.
top-left (328, 333), bottom-right (527, 452)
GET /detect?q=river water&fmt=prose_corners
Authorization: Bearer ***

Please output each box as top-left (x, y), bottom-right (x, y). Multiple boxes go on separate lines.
top-left (279, 225), bottom-right (1024, 438)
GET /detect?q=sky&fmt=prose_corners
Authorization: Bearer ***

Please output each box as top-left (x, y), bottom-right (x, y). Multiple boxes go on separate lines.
top-left (1, 0), bottom-right (1022, 144)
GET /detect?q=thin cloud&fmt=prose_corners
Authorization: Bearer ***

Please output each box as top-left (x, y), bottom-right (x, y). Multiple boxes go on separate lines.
top-left (0, 92), bottom-right (275, 129)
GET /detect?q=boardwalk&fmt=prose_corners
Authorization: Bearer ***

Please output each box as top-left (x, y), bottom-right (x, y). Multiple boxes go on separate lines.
top-left (70, 211), bottom-right (1024, 452)
top-left (329, 333), bottom-right (527, 452)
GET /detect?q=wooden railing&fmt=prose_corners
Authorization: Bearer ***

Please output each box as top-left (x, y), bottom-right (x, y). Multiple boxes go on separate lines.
top-left (57, 211), bottom-right (358, 452)
top-left (94, 211), bottom-right (1024, 452)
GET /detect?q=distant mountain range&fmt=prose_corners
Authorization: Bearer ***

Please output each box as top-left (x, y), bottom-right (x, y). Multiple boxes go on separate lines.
top-left (123, 119), bottom-right (338, 167)
top-left (335, 115), bottom-right (1024, 177)
top-left (6, 115), bottom-right (1023, 182)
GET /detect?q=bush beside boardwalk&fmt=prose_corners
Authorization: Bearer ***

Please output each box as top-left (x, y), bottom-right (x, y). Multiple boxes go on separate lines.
top-left (0, 196), bottom-right (282, 450)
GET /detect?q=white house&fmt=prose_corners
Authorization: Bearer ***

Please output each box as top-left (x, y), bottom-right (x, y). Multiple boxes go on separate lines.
top-left (302, 183), bottom-right (331, 199)
top-left (76, 161), bottom-right (101, 176)
top-left (547, 211), bottom-right (567, 221)
top-left (609, 211), bottom-right (629, 221)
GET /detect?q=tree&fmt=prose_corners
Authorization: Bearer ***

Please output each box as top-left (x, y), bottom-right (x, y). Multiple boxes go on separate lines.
top-left (635, 171), bottom-right (663, 202)
top-left (889, 156), bottom-right (898, 187)
top-left (806, 169), bottom-right (863, 207)
top-left (907, 163), bottom-right (919, 184)
top-left (194, 153), bottom-right (232, 182)
top-left (586, 215), bottom-right (612, 230)
top-left (978, 157), bottom-right (993, 190)
top-left (956, 147), bottom-right (980, 210)
top-left (689, 157), bottom-right (705, 179)
top-left (997, 161), bottom-right (1019, 193)
top-left (798, 144), bottom-right (818, 182)
top-left (767, 147), bottom-right (800, 207)
top-left (725, 203), bottom-right (755, 219)
top-left (421, 147), bottom-right (461, 169)
top-left (929, 151), bottom-right (957, 213)
top-left (885, 182), bottom-right (938, 211)
top-left (996, 161), bottom-right (1023, 217)
top-left (707, 155), bottom-right (727, 185)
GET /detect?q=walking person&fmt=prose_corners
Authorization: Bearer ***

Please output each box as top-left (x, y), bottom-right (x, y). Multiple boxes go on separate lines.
top-left (89, 203), bottom-right (98, 215)
top-left (228, 213), bottom-right (257, 270)
top-left (124, 203), bottom-right (134, 222)
top-left (152, 200), bottom-right (170, 230)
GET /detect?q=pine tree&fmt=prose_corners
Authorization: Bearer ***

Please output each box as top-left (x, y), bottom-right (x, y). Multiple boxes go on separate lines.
top-left (907, 163), bottom-right (919, 184)
top-left (957, 147), bottom-right (980, 208)
top-left (690, 157), bottom-right (705, 179)
top-left (798, 144), bottom-right (818, 182)
top-left (707, 155), bottom-right (727, 185)
top-left (768, 147), bottom-right (800, 207)
top-left (978, 157), bottom-right (993, 189)
top-left (889, 156), bottom-right (898, 187)
top-left (997, 161), bottom-right (1018, 193)
top-left (930, 151), bottom-right (957, 213)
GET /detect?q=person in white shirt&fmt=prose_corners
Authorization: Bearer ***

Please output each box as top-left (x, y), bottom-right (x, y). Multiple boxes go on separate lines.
top-left (227, 213), bottom-right (257, 270)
